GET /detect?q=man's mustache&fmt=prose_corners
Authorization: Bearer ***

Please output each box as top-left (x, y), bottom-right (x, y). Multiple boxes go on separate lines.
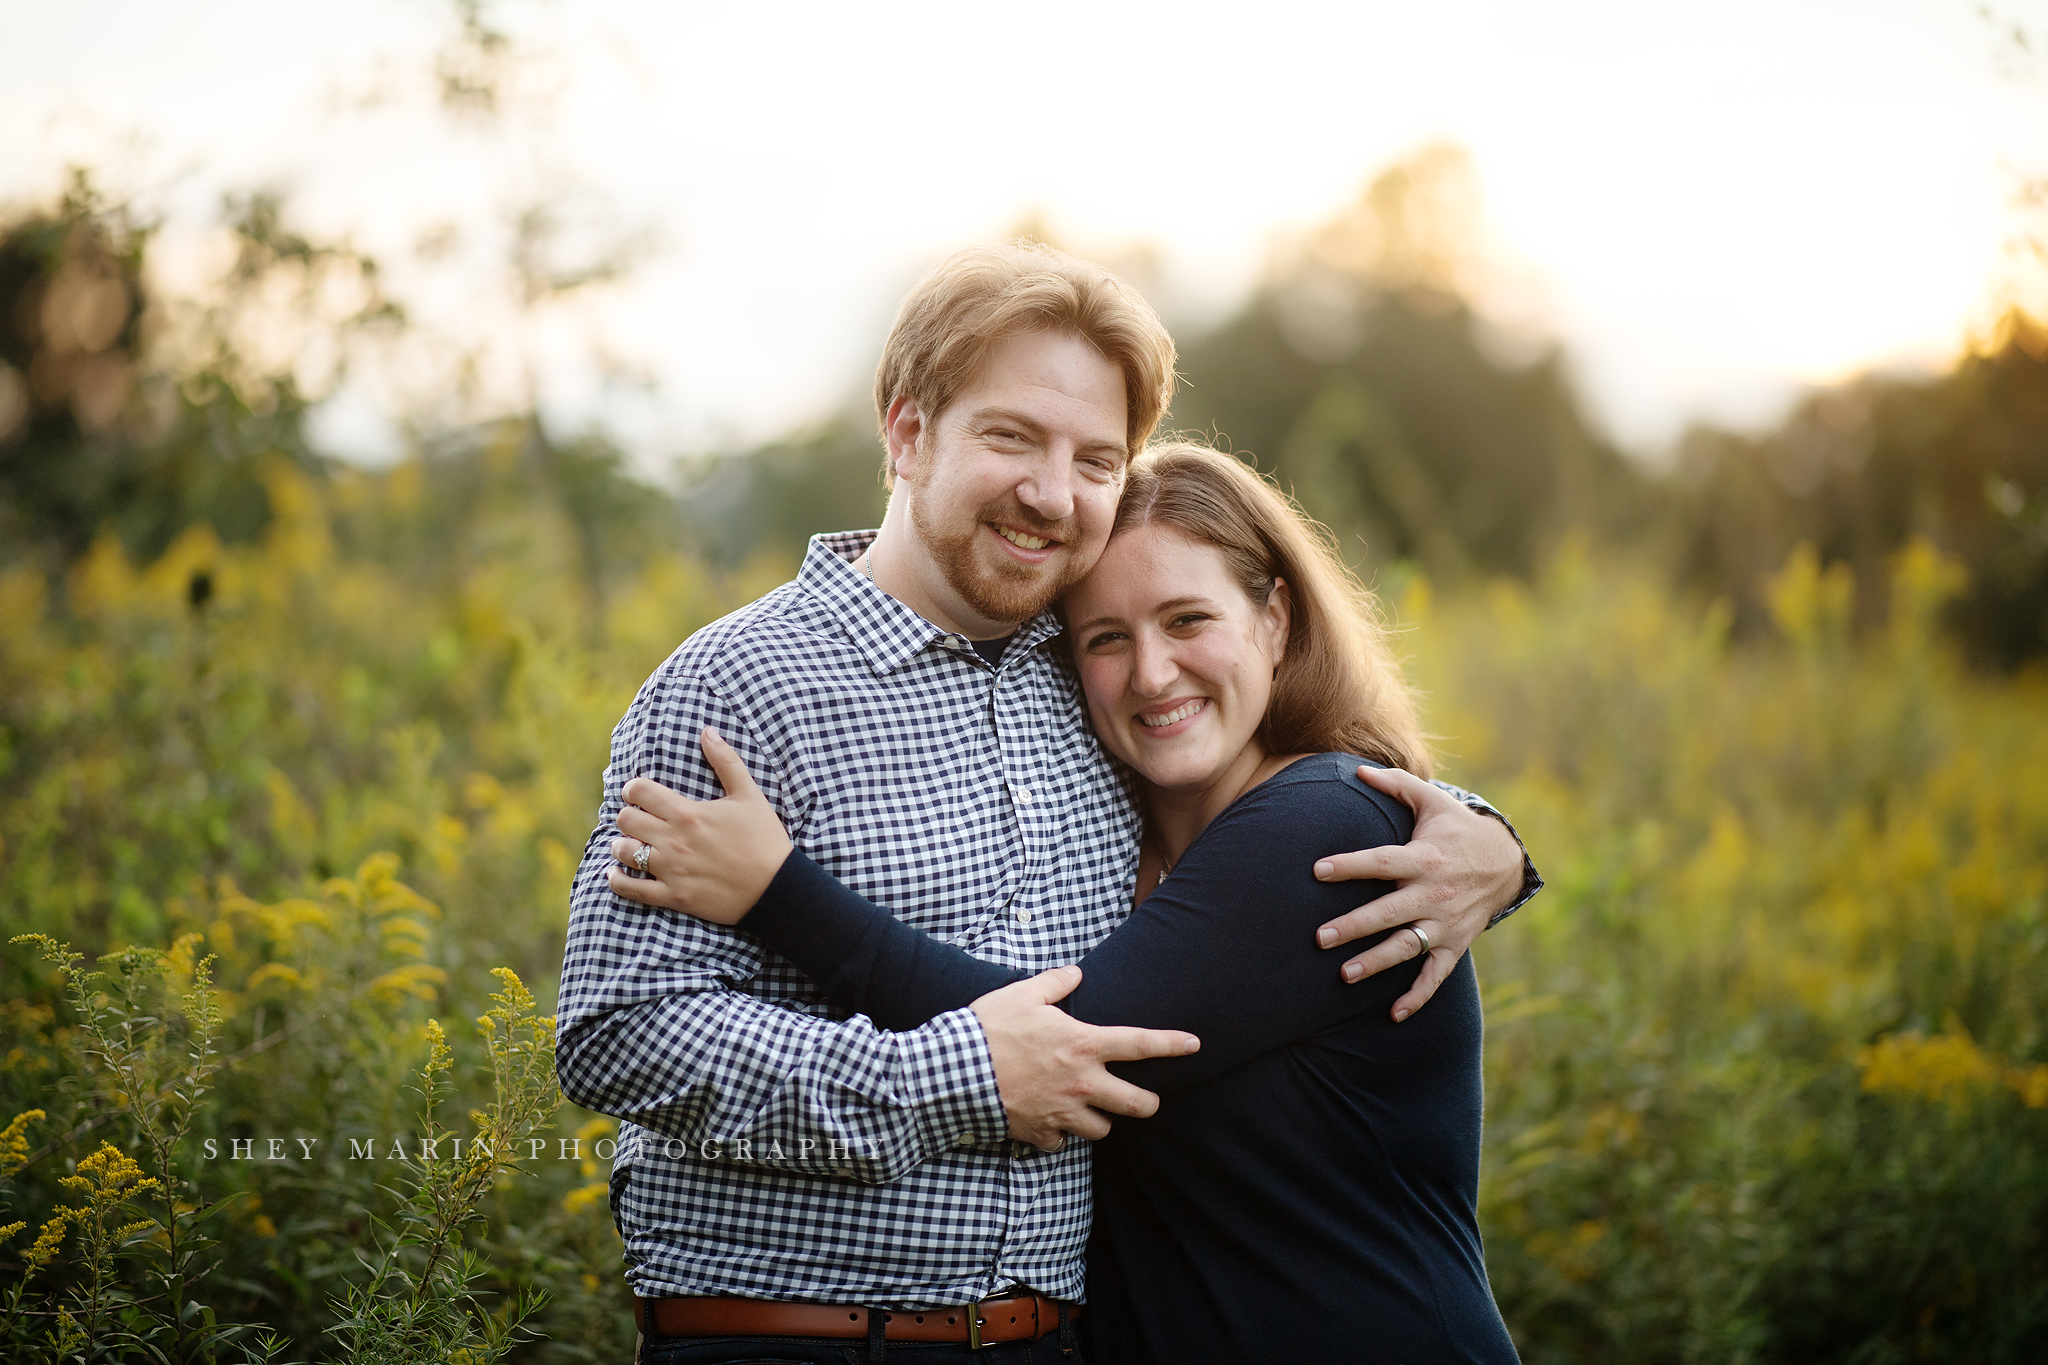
top-left (980, 502), bottom-right (1076, 545)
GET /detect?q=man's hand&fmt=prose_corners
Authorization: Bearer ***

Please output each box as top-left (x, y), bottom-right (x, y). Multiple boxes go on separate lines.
top-left (971, 966), bottom-right (1199, 1152)
top-left (1312, 766), bottom-right (1523, 1022)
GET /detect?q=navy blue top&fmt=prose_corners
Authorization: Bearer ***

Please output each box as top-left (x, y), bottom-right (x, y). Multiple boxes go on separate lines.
top-left (746, 754), bottom-right (1519, 1364)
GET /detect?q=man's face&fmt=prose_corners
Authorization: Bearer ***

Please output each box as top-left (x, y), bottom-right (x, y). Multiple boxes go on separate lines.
top-left (896, 330), bottom-right (1129, 633)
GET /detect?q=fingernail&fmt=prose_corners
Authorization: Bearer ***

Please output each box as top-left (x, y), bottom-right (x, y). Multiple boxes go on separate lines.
top-left (1343, 963), bottom-right (1363, 983)
top-left (1183, 1037), bottom-right (1201, 1053)
top-left (1394, 1008), bottom-right (1410, 1022)
top-left (1317, 927), bottom-right (1337, 948)
top-left (1314, 860), bottom-right (1334, 880)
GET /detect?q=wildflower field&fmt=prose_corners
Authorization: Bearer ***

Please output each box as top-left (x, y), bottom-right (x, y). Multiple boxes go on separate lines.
top-left (2, 459), bottom-right (2044, 1362)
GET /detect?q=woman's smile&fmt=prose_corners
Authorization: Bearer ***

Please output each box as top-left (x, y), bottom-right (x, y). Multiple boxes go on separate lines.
top-left (1137, 697), bottom-right (1209, 731)
top-left (1065, 523), bottom-right (1291, 821)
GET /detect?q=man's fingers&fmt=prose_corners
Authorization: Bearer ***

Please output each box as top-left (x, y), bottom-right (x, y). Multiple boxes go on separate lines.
top-left (1391, 948), bottom-right (1460, 1023)
top-left (1018, 964), bottom-right (1084, 1006)
top-left (1059, 1110), bottom-right (1113, 1144)
top-left (1313, 845), bottom-right (1424, 886)
top-left (1336, 920), bottom-right (1440, 985)
top-left (699, 727), bottom-right (765, 801)
top-left (1315, 887), bottom-right (1425, 949)
top-left (1353, 764), bottom-right (1460, 817)
top-left (1090, 1024), bottom-right (1200, 1064)
top-left (1083, 1075), bottom-right (1165, 1121)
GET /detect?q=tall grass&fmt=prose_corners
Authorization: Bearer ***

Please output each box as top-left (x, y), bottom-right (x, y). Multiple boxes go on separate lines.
top-left (1, 462), bottom-right (2042, 1359)
top-left (1418, 541), bottom-right (2048, 1361)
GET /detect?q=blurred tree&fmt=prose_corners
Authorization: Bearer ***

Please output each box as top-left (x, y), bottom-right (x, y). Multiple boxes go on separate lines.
top-left (671, 413), bottom-right (888, 571)
top-left (1174, 147), bottom-right (1648, 581)
top-left (1675, 311), bottom-right (2048, 667)
top-left (0, 175), bottom-right (400, 570)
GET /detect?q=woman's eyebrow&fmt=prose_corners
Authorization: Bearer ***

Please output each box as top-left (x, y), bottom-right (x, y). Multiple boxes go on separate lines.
top-left (1072, 596), bottom-right (1217, 633)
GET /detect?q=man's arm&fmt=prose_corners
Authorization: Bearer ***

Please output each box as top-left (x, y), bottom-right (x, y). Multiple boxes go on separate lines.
top-left (1309, 766), bottom-right (1544, 1021)
top-left (556, 688), bottom-right (1190, 1173)
top-left (554, 683), bottom-right (1001, 1183)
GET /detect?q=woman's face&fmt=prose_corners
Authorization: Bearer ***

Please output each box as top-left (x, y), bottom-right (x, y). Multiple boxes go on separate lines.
top-left (1066, 522), bottom-right (1290, 798)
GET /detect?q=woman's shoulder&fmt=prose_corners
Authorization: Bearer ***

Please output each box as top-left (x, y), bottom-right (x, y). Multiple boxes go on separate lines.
top-left (1211, 752), bottom-right (1416, 852)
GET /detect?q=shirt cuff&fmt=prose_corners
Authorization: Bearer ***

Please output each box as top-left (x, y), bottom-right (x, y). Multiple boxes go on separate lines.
top-left (895, 1006), bottom-right (1011, 1158)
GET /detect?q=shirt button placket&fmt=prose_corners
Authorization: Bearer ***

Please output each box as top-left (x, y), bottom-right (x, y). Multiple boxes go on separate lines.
top-left (994, 665), bottom-right (1041, 935)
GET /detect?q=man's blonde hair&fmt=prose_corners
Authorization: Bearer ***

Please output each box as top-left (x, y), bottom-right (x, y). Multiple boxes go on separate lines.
top-left (874, 242), bottom-right (1178, 483)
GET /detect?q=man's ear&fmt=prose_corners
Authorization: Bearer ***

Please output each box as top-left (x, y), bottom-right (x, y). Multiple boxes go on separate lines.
top-left (1264, 578), bottom-right (1292, 666)
top-left (884, 397), bottom-right (926, 484)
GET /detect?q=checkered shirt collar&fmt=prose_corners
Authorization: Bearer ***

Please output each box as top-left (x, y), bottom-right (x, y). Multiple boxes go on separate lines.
top-left (801, 530), bottom-right (1069, 675)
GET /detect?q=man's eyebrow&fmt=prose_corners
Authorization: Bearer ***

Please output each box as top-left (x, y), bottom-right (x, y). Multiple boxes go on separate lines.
top-left (970, 407), bottom-right (1129, 463)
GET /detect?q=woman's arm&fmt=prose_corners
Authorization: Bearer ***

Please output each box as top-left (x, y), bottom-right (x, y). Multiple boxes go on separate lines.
top-left (746, 853), bottom-right (1028, 1030)
top-left (746, 757), bottom-right (1420, 1094)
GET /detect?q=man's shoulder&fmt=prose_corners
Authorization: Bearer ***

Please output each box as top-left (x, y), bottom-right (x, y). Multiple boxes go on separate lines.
top-left (649, 578), bottom-right (856, 695)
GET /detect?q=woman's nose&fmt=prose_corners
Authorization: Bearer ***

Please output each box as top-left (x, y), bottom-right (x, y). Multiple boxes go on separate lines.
top-left (1131, 635), bottom-right (1178, 695)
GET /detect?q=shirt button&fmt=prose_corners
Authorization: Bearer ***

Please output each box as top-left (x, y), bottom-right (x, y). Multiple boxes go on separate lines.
top-left (1016, 908), bottom-right (1032, 925)
top-left (955, 1132), bottom-right (974, 1149)
top-left (1011, 785), bottom-right (1033, 804)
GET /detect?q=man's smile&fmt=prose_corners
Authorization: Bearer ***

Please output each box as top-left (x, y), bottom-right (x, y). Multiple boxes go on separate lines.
top-left (994, 525), bottom-right (1054, 550)
top-left (989, 522), bottom-right (1062, 559)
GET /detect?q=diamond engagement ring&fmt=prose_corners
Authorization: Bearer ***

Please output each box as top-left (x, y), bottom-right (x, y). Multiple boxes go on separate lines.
top-left (633, 843), bottom-right (653, 873)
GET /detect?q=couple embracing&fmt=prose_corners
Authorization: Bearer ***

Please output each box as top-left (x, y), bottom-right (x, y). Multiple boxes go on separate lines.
top-left (555, 242), bottom-right (1537, 1364)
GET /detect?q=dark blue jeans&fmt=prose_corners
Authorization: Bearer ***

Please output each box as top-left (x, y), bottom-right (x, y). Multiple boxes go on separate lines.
top-left (642, 1323), bottom-right (1082, 1365)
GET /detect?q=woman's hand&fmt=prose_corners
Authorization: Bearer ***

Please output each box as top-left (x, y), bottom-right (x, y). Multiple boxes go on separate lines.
top-left (606, 727), bottom-right (793, 925)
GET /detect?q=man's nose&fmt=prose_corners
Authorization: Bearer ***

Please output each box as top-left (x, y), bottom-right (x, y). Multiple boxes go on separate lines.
top-left (1015, 452), bottom-right (1077, 523)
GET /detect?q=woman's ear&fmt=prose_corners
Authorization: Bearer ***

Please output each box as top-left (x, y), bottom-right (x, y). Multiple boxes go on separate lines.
top-left (1263, 578), bottom-right (1292, 667)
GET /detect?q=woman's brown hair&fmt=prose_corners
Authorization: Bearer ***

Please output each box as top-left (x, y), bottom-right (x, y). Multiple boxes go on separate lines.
top-left (1109, 442), bottom-right (1433, 778)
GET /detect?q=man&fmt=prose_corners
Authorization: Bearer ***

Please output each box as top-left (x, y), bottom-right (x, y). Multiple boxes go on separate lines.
top-left (556, 242), bottom-right (1537, 1363)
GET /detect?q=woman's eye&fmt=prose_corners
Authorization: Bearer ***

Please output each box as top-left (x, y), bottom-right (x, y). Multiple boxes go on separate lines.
top-left (1169, 613), bottom-right (1211, 630)
top-left (1085, 631), bottom-right (1126, 650)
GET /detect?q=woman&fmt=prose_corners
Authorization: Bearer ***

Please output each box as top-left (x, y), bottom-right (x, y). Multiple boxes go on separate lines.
top-left (609, 443), bottom-right (1519, 1363)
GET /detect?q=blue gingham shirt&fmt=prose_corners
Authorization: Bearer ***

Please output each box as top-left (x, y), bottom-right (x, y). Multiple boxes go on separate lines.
top-left (555, 531), bottom-right (1538, 1309)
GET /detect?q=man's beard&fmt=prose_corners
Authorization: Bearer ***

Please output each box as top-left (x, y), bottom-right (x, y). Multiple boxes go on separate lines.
top-left (909, 486), bottom-right (1086, 627)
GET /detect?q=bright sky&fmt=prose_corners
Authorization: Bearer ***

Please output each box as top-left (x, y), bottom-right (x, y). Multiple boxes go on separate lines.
top-left (3, 0), bottom-right (2041, 464)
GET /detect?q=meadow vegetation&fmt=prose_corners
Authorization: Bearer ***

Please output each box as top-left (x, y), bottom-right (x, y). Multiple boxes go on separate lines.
top-left (3, 146), bottom-right (2045, 1358)
top-left (2, 460), bottom-right (2042, 1360)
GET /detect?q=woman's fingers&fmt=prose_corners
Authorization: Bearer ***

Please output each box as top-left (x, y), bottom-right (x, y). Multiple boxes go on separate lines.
top-left (700, 727), bottom-right (765, 800)
top-left (606, 863), bottom-right (674, 909)
top-left (620, 774), bottom-right (692, 820)
top-left (616, 804), bottom-right (664, 845)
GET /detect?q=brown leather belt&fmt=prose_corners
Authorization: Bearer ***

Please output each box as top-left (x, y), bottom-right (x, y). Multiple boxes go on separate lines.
top-left (635, 1290), bottom-right (1076, 1347)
